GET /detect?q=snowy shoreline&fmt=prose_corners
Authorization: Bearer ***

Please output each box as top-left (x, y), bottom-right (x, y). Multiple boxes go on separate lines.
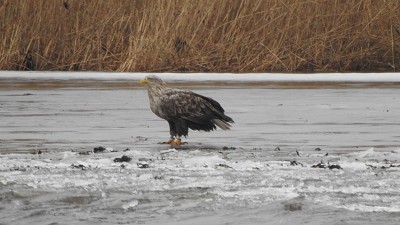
top-left (0, 71), bottom-right (400, 83)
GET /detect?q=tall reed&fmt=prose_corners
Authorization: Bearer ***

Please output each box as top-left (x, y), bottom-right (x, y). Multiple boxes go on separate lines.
top-left (0, 0), bottom-right (399, 72)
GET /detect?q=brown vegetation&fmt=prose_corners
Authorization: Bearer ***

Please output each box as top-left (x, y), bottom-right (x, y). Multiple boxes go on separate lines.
top-left (0, 0), bottom-right (399, 72)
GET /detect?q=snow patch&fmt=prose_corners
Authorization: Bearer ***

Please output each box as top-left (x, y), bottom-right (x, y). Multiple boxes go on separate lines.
top-left (122, 200), bottom-right (139, 210)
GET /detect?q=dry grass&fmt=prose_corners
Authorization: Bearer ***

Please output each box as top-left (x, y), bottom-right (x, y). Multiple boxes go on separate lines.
top-left (0, 0), bottom-right (399, 72)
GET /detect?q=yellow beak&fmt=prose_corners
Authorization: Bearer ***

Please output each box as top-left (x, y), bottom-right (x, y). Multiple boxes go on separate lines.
top-left (140, 78), bottom-right (148, 85)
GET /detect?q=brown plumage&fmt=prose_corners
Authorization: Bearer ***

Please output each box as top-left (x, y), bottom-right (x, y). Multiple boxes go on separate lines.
top-left (140, 75), bottom-right (234, 145)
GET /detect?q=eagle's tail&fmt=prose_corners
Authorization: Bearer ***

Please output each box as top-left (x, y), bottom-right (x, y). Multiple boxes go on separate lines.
top-left (213, 118), bottom-right (233, 130)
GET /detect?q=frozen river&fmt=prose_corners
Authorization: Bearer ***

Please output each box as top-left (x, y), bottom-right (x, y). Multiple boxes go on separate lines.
top-left (1, 73), bottom-right (400, 224)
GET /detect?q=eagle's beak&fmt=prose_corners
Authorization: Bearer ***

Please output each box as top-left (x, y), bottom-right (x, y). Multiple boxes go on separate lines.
top-left (140, 78), bottom-right (148, 86)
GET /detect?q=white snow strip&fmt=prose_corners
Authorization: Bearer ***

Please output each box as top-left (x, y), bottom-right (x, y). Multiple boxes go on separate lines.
top-left (1, 71), bottom-right (400, 82)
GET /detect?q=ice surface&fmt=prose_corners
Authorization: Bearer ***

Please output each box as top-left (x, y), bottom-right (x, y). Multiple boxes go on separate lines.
top-left (1, 147), bottom-right (400, 224)
top-left (1, 72), bottom-right (400, 224)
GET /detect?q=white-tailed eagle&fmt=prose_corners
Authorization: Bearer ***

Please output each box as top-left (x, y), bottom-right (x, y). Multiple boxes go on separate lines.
top-left (140, 75), bottom-right (234, 145)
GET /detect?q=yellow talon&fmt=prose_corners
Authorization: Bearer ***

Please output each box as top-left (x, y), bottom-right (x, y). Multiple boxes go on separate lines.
top-left (173, 139), bottom-right (183, 145)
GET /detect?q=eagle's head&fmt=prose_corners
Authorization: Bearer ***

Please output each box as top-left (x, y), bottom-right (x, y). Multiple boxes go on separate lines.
top-left (140, 75), bottom-right (165, 86)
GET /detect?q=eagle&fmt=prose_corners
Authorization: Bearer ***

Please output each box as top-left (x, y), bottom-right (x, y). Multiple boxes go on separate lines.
top-left (140, 75), bottom-right (234, 145)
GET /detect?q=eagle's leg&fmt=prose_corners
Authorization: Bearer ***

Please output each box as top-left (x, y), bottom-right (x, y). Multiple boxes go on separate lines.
top-left (158, 135), bottom-right (175, 144)
top-left (171, 136), bottom-right (187, 145)
top-left (166, 135), bottom-right (175, 144)
top-left (173, 137), bottom-right (182, 145)
top-left (160, 121), bottom-right (176, 144)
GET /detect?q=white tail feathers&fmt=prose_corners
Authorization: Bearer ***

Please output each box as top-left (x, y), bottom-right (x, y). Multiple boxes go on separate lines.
top-left (213, 119), bottom-right (232, 130)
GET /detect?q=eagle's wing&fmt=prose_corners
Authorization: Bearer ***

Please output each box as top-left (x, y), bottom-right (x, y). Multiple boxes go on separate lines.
top-left (158, 89), bottom-right (233, 130)
top-left (158, 89), bottom-right (211, 121)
